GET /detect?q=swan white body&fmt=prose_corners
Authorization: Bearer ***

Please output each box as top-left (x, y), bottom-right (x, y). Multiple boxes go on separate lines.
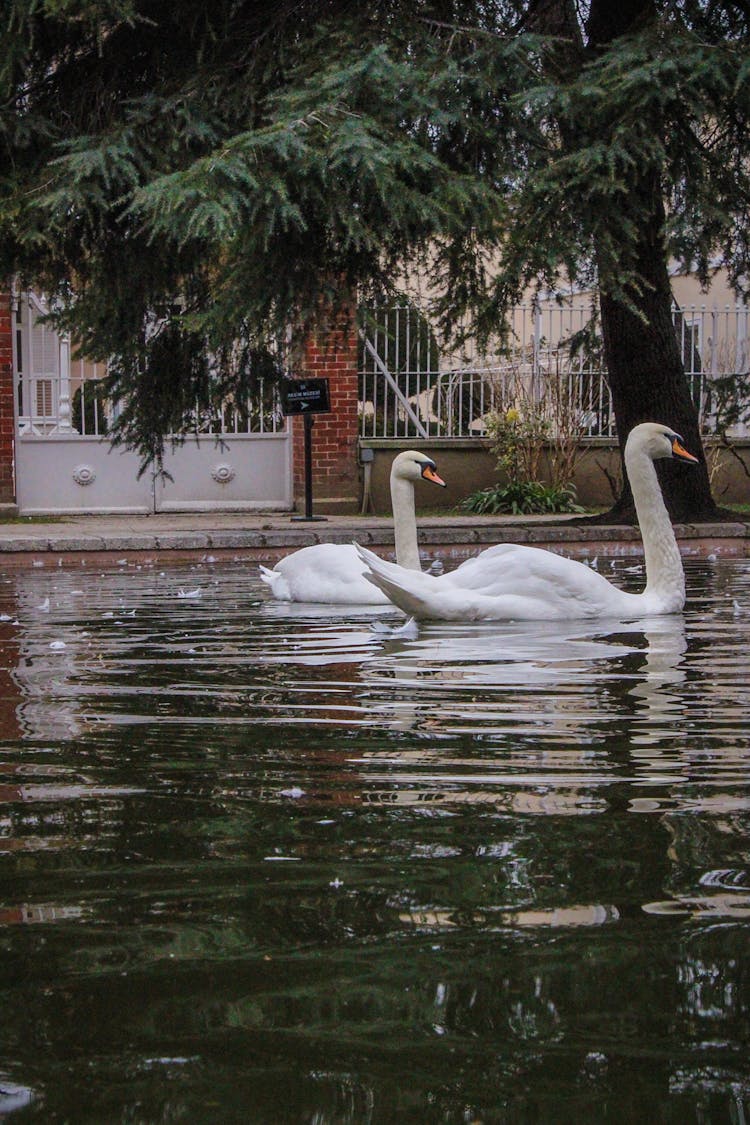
top-left (260, 450), bottom-right (445, 604)
top-left (356, 423), bottom-right (698, 621)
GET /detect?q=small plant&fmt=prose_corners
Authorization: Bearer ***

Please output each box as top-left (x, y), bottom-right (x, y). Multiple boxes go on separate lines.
top-left (460, 480), bottom-right (585, 515)
top-left (466, 364), bottom-right (589, 515)
top-left (484, 405), bottom-right (550, 485)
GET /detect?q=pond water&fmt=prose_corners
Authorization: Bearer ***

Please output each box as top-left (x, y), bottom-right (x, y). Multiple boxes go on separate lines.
top-left (0, 553), bottom-right (749, 1123)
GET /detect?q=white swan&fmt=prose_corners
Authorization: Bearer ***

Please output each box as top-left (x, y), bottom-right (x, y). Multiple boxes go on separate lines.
top-left (355, 423), bottom-right (699, 621)
top-left (260, 450), bottom-right (446, 603)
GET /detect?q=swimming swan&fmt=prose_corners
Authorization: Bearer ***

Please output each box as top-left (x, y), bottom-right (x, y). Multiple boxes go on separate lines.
top-left (355, 423), bottom-right (699, 621)
top-left (260, 450), bottom-right (446, 603)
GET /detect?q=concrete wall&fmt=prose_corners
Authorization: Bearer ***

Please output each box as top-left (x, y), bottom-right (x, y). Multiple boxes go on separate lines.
top-left (362, 438), bottom-right (750, 513)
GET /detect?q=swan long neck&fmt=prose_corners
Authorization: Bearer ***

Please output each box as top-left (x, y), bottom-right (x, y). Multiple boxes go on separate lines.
top-left (626, 444), bottom-right (684, 606)
top-left (390, 472), bottom-right (421, 570)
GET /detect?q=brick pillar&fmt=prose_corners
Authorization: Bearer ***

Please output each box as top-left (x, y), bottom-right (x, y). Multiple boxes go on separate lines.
top-left (0, 289), bottom-right (16, 505)
top-left (293, 311), bottom-right (360, 515)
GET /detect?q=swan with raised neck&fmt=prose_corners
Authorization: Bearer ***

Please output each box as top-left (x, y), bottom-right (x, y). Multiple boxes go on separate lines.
top-left (355, 423), bottom-right (699, 621)
top-left (625, 423), bottom-right (692, 612)
top-left (259, 450), bottom-right (445, 603)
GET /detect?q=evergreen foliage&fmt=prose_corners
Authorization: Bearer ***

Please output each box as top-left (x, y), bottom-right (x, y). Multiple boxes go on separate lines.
top-left (1, 1), bottom-right (748, 492)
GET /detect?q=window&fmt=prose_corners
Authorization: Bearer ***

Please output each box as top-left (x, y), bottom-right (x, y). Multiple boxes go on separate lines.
top-left (35, 379), bottom-right (54, 418)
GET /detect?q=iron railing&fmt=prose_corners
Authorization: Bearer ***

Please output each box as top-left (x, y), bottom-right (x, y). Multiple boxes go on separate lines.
top-left (359, 300), bottom-right (750, 440)
top-left (13, 290), bottom-right (287, 439)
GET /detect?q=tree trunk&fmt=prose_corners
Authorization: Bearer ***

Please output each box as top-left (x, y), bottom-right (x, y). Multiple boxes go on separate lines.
top-left (588, 0), bottom-right (723, 522)
top-left (597, 182), bottom-right (720, 521)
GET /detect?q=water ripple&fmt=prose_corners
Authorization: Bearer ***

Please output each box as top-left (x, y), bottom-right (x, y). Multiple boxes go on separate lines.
top-left (1, 556), bottom-right (750, 1120)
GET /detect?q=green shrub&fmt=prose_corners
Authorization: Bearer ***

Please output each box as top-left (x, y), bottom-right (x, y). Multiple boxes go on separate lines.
top-left (460, 480), bottom-right (585, 516)
top-left (484, 406), bottom-right (549, 486)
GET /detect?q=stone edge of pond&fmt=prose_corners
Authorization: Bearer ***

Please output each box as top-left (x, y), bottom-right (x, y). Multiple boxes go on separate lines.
top-left (0, 519), bottom-right (748, 567)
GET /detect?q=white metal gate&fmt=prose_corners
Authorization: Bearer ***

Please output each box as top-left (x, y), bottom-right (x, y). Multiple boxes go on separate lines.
top-left (12, 291), bottom-right (292, 514)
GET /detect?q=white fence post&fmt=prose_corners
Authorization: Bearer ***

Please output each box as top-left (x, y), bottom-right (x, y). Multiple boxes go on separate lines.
top-left (57, 333), bottom-right (72, 433)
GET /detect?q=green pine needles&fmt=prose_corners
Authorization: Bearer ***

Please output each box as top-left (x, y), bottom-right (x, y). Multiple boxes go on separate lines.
top-left (1, 1), bottom-right (748, 506)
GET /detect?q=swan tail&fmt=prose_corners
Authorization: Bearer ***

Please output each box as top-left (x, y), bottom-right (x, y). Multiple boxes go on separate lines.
top-left (355, 545), bottom-right (437, 618)
top-left (259, 565), bottom-right (291, 600)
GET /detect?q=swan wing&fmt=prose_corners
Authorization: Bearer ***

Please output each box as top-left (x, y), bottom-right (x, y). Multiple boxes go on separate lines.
top-left (452, 545), bottom-right (642, 616)
top-left (357, 543), bottom-right (637, 620)
top-left (355, 545), bottom-right (530, 620)
top-left (261, 543), bottom-right (390, 604)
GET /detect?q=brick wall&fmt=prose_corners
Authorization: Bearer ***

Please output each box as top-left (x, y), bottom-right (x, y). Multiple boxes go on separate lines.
top-left (292, 312), bottom-right (360, 515)
top-left (0, 290), bottom-right (15, 504)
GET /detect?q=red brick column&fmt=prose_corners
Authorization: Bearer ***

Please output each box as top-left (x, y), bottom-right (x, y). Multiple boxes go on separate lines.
top-left (0, 289), bottom-right (16, 505)
top-left (292, 312), bottom-right (360, 515)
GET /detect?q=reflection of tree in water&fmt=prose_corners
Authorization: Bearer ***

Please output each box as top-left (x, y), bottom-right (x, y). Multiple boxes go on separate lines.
top-left (1, 560), bottom-right (749, 1121)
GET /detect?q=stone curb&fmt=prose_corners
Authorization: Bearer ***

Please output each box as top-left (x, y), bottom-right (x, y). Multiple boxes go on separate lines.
top-left (0, 519), bottom-right (748, 559)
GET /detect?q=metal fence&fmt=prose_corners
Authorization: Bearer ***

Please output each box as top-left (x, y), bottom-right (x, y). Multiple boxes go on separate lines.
top-left (359, 300), bottom-right (750, 440)
top-left (14, 290), bottom-right (287, 440)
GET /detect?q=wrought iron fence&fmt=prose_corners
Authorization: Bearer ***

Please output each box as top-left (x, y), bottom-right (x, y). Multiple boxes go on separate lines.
top-left (359, 299), bottom-right (750, 440)
top-left (14, 290), bottom-right (287, 439)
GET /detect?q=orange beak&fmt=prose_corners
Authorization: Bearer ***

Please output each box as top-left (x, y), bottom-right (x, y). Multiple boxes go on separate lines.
top-left (421, 465), bottom-right (446, 487)
top-left (672, 437), bottom-right (699, 464)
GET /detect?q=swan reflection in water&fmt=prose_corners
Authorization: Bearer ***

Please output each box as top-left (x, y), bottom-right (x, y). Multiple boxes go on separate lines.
top-left (256, 598), bottom-right (690, 772)
top-left (259, 596), bottom-right (687, 680)
top-left (346, 615), bottom-right (687, 819)
top-left (353, 616), bottom-right (690, 938)
top-left (358, 612), bottom-right (688, 729)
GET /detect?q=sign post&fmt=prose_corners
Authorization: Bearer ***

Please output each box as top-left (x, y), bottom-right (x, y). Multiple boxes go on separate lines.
top-left (279, 378), bottom-right (332, 522)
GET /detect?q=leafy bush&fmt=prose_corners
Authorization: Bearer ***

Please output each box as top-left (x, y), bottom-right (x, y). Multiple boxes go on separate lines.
top-left (484, 406), bottom-right (550, 486)
top-left (460, 480), bottom-right (585, 516)
top-left (468, 386), bottom-right (589, 516)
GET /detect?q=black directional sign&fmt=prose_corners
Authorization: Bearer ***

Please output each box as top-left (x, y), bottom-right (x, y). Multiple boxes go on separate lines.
top-left (279, 378), bottom-right (331, 416)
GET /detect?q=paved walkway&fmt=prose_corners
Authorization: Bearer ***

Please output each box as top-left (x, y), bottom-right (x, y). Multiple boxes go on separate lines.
top-left (0, 509), bottom-right (748, 565)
